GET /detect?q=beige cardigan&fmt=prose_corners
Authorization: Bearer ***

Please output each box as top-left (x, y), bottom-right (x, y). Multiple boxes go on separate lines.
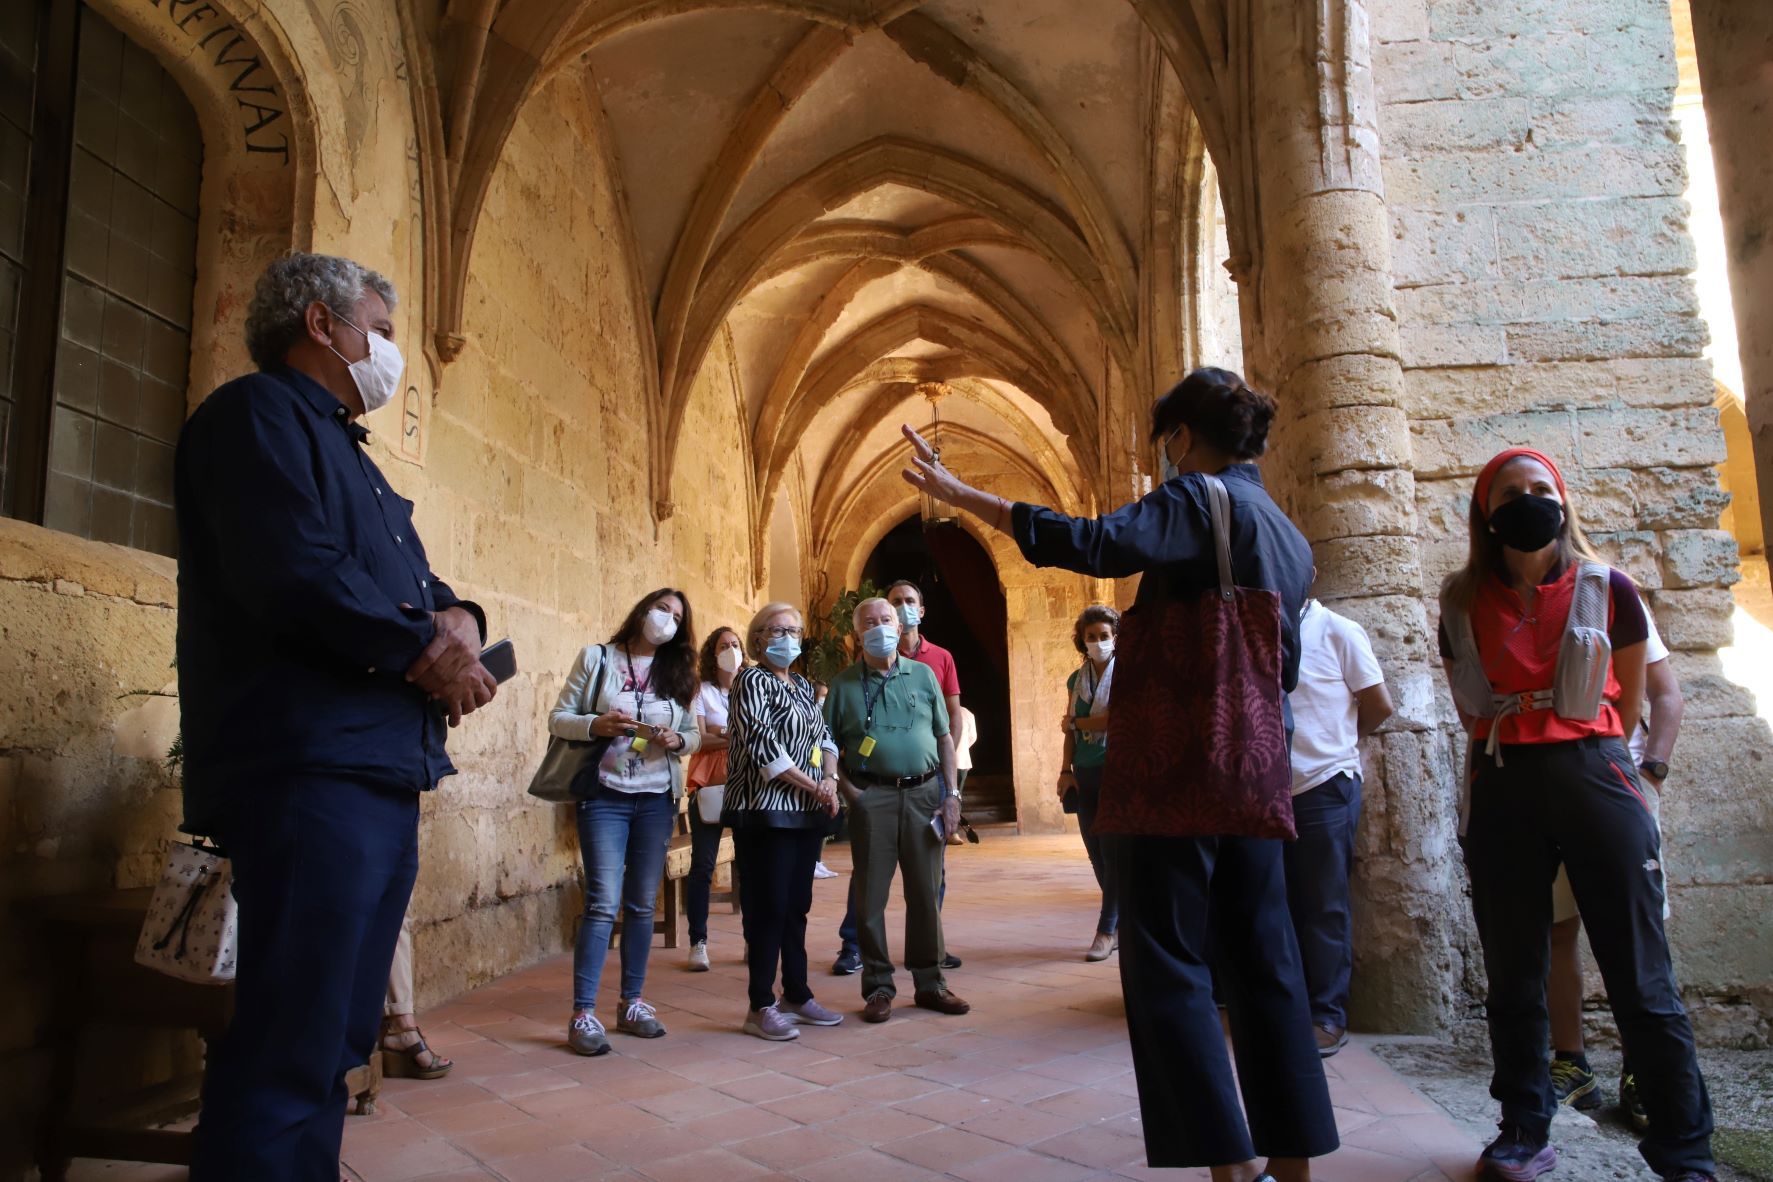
top-left (548, 643), bottom-right (702, 800)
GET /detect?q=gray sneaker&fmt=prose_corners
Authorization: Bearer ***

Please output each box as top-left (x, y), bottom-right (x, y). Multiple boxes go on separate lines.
top-left (781, 997), bottom-right (844, 1026)
top-left (687, 940), bottom-right (710, 972)
top-left (742, 1005), bottom-right (800, 1041)
top-left (616, 997), bottom-right (667, 1038)
top-left (567, 1010), bottom-right (609, 1056)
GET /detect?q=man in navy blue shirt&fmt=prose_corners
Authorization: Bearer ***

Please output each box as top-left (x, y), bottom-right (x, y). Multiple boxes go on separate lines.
top-left (178, 252), bottom-right (496, 1181)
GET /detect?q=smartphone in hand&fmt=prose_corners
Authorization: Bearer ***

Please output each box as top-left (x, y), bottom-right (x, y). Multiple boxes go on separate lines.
top-left (480, 639), bottom-right (518, 684)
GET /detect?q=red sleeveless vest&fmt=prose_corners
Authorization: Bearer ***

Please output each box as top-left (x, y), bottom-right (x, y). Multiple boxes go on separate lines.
top-left (1469, 565), bottom-right (1624, 746)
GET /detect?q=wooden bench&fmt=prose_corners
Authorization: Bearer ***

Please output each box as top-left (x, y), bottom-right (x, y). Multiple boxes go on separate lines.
top-left (32, 888), bottom-right (380, 1180)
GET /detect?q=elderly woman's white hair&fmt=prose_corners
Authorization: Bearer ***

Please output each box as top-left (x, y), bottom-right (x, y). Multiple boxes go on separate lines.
top-left (745, 602), bottom-right (803, 659)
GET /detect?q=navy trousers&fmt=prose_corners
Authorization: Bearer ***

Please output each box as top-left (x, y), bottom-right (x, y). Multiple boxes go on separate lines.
top-left (1464, 737), bottom-right (1714, 1176)
top-left (192, 776), bottom-right (419, 1182)
top-left (1110, 833), bottom-right (1338, 1167)
top-left (1072, 764), bottom-right (1119, 935)
top-left (685, 805), bottom-right (724, 946)
top-left (1282, 771), bottom-right (1361, 1029)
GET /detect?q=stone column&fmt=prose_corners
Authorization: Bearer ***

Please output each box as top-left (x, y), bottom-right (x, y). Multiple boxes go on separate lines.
top-left (1690, 1), bottom-right (1773, 578)
top-left (1247, 0), bottom-right (1455, 1034)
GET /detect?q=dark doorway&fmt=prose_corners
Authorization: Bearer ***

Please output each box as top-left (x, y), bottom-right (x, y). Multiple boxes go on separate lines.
top-left (862, 516), bottom-right (1015, 825)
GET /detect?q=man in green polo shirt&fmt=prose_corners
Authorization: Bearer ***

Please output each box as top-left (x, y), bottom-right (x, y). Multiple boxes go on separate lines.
top-left (825, 597), bottom-right (970, 1023)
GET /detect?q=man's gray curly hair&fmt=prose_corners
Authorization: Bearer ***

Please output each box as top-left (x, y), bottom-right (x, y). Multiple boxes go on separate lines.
top-left (244, 252), bottom-right (397, 371)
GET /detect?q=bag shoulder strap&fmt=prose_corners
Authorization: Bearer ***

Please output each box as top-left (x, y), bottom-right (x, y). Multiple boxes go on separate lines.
top-left (586, 644), bottom-right (611, 715)
top-left (1567, 562), bottom-right (1612, 632)
top-left (1202, 475), bottom-right (1234, 600)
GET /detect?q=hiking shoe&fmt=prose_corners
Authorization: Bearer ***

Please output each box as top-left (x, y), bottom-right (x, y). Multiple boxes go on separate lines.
top-left (1620, 1072), bottom-right (1649, 1132)
top-left (941, 953), bottom-right (963, 969)
top-left (1086, 932), bottom-right (1117, 962)
top-left (567, 1011), bottom-right (609, 1056)
top-left (1477, 1121), bottom-right (1556, 1181)
top-left (686, 940), bottom-right (710, 972)
top-left (781, 997), bottom-right (844, 1026)
top-left (862, 989), bottom-right (894, 1023)
top-left (742, 1005), bottom-right (800, 1041)
top-left (832, 947), bottom-right (861, 975)
top-left (1315, 1023), bottom-right (1349, 1058)
top-left (1550, 1056), bottom-right (1601, 1110)
top-left (913, 987), bottom-right (971, 1016)
top-left (813, 861), bottom-right (839, 879)
top-left (616, 998), bottom-right (667, 1038)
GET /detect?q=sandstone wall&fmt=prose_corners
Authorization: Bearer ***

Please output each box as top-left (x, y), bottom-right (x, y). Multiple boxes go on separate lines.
top-left (1369, 0), bottom-right (1772, 1038)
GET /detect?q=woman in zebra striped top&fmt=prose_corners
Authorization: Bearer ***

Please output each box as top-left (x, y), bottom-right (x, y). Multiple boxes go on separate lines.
top-left (722, 602), bottom-right (844, 1040)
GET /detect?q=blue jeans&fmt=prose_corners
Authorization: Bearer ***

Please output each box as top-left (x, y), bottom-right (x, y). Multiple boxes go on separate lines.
top-left (1282, 771), bottom-right (1361, 1029)
top-left (685, 803), bottom-right (723, 945)
top-left (573, 790), bottom-right (675, 1010)
top-left (193, 777), bottom-right (417, 1182)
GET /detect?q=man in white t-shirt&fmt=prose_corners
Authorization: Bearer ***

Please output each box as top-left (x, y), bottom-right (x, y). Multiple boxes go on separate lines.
top-left (1547, 609), bottom-right (1683, 1126)
top-left (1286, 594), bottom-right (1394, 1056)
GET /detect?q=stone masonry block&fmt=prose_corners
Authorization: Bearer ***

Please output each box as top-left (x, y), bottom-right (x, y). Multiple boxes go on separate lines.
top-left (1575, 407), bottom-right (1725, 469)
top-left (1284, 351), bottom-right (1407, 411)
top-left (1381, 97), bottom-right (1531, 155)
top-left (1400, 360), bottom-right (1707, 421)
top-left (1369, 0), bottom-right (1430, 42)
top-left (1650, 588), bottom-right (1736, 651)
top-left (1505, 317), bottom-right (1707, 364)
top-left (1428, 0), bottom-right (1677, 41)
top-left (1496, 197), bottom-right (1694, 280)
top-left (1564, 467), bottom-right (1638, 532)
top-left (1300, 467), bottom-right (1420, 541)
top-left (1588, 530), bottom-right (1662, 590)
top-left (1384, 145), bottom-right (1685, 210)
top-left (1530, 94), bottom-right (1673, 148)
top-left (1376, 39), bottom-right (1457, 102)
top-left (1634, 467), bottom-right (1732, 531)
top-left (1400, 322), bottom-right (1509, 368)
top-left (1409, 411), bottom-right (1576, 480)
top-left (1389, 207), bottom-right (1500, 287)
top-left (1297, 406), bottom-right (1413, 476)
top-left (1661, 529), bottom-right (1741, 589)
top-left (1450, 33), bottom-right (1599, 101)
top-left (1665, 652), bottom-right (1757, 720)
top-left (1314, 535), bottom-right (1423, 599)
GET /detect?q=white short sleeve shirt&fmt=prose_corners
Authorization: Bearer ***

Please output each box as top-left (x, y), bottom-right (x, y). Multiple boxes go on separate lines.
top-left (1287, 601), bottom-right (1385, 796)
top-left (1628, 610), bottom-right (1669, 765)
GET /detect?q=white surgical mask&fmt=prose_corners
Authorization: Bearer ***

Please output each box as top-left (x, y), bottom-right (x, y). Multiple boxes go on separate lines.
top-left (326, 308), bottom-right (404, 414)
top-left (642, 607), bottom-right (678, 645)
top-left (896, 602), bottom-right (921, 628)
top-left (1087, 639), bottom-right (1115, 663)
top-left (716, 646), bottom-right (744, 674)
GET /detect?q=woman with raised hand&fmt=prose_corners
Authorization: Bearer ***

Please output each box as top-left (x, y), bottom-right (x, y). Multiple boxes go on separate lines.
top-left (901, 367), bottom-right (1332, 1182)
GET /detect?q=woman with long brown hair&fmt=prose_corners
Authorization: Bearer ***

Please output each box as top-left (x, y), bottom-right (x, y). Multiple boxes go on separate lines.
top-left (683, 625), bottom-right (745, 970)
top-left (549, 588), bottom-right (701, 1055)
top-left (1438, 448), bottom-right (1714, 1182)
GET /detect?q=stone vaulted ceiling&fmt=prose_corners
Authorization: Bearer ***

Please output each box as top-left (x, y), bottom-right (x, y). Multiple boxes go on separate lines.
top-left (418, 0), bottom-right (1256, 573)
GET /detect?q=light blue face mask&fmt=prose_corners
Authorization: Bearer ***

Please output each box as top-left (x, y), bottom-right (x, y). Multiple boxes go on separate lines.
top-left (764, 636), bottom-right (802, 669)
top-left (1160, 425), bottom-right (1184, 483)
top-left (896, 602), bottom-right (921, 628)
top-left (862, 623), bottom-right (900, 659)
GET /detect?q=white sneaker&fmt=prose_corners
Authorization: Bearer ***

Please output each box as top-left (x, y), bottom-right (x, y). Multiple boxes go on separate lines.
top-left (687, 940), bottom-right (710, 971)
top-left (813, 861), bottom-right (839, 879)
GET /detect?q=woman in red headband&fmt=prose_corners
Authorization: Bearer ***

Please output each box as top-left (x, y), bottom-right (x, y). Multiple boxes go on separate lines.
top-left (1438, 448), bottom-right (1715, 1182)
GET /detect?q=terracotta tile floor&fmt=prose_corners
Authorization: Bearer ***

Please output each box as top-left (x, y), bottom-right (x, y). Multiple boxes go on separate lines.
top-left (71, 835), bottom-right (1480, 1181)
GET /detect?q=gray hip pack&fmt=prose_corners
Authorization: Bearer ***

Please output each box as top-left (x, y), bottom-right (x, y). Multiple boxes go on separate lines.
top-left (1440, 561), bottom-right (1613, 765)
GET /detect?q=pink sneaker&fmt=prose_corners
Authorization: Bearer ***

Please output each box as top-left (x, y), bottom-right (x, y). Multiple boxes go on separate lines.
top-left (742, 1005), bottom-right (800, 1041)
top-left (781, 997), bottom-right (844, 1026)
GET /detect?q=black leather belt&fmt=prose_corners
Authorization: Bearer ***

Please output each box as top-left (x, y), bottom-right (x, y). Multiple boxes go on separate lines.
top-left (848, 769), bottom-right (936, 789)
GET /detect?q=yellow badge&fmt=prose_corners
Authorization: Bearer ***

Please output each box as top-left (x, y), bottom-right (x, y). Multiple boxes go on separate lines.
top-left (811, 748), bottom-right (823, 768)
top-left (629, 736), bottom-right (648, 753)
top-left (858, 736), bottom-right (877, 758)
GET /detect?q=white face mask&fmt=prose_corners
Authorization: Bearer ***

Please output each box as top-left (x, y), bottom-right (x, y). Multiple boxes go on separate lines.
top-left (1087, 639), bottom-right (1115, 663)
top-left (716, 646), bottom-right (744, 674)
top-left (643, 606), bottom-right (678, 645)
top-left (326, 308), bottom-right (404, 414)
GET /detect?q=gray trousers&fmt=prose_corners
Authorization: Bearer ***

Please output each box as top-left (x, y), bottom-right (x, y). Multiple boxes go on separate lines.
top-left (851, 775), bottom-right (948, 999)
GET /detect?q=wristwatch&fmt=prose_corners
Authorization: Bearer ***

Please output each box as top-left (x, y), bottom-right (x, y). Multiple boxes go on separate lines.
top-left (1640, 759), bottom-right (1669, 781)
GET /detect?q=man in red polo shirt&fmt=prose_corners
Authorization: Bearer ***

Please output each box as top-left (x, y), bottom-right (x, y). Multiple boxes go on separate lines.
top-left (832, 578), bottom-right (967, 975)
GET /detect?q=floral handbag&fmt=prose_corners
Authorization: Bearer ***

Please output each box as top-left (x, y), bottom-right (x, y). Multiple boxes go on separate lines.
top-left (134, 838), bottom-right (238, 984)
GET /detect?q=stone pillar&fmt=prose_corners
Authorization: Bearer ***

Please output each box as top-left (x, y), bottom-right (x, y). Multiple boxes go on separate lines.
top-left (1248, 0), bottom-right (1455, 1034)
top-left (1690, 1), bottom-right (1773, 578)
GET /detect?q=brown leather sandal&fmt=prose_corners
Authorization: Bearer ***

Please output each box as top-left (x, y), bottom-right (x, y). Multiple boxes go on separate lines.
top-left (379, 1017), bottom-right (453, 1080)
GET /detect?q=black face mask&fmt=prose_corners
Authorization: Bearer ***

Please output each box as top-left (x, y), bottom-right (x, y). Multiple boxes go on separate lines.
top-left (1488, 494), bottom-right (1564, 553)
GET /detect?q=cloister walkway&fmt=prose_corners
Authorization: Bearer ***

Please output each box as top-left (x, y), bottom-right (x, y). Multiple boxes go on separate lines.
top-left (78, 836), bottom-right (1481, 1182)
